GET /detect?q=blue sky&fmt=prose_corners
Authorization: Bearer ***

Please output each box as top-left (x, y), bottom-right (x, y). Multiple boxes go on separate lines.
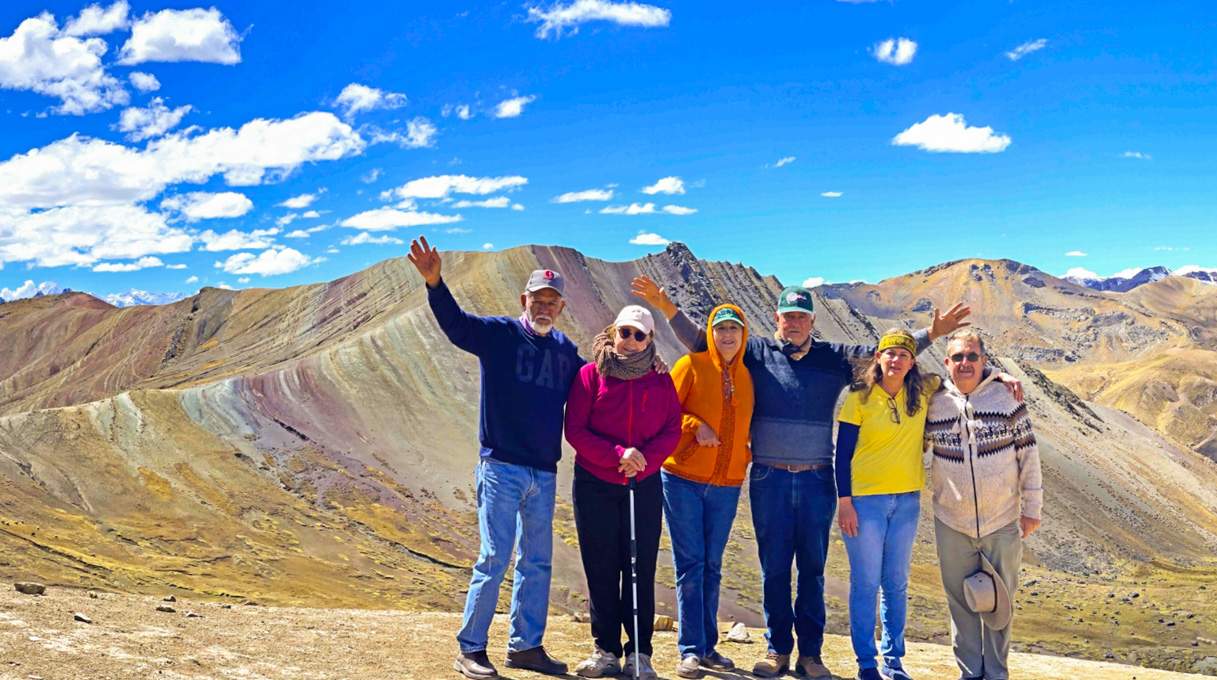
top-left (2, 0), bottom-right (1215, 302)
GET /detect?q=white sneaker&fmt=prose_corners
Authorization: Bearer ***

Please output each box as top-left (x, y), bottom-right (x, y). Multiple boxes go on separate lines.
top-left (623, 652), bottom-right (658, 680)
top-left (575, 646), bottom-right (620, 678)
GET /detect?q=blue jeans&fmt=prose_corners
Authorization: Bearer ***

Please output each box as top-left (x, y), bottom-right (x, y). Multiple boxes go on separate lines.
top-left (456, 457), bottom-right (556, 653)
top-left (842, 492), bottom-right (921, 671)
top-left (749, 463), bottom-right (837, 658)
top-left (661, 470), bottom-right (743, 659)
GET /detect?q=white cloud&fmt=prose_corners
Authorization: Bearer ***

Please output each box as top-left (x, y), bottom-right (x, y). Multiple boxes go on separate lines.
top-left (892, 113), bottom-right (1011, 153)
top-left (166, 263), bottom-right (186, 269)
top-left (185, 275), bottom-right (198, 283)
top-left (455, 104), bottom-right (472, 119)
top-left (773, 156), bottom-right (795, 167)
top-left (215, 247), bottom-right (317, 276)
top-left (386, 174), bottom-right (528, 201)
top-left (1065, 251), bottom-right (1087, 257)
top-left (629, 231), bottom-right (670, 245)
top-left (325, 247), bottom-right (339, 254)
top-left (445, 227), bottom-right (472, 234)
top-left (119, 7), bottom-right (241, 65)
top-left (302, 210), bottom-right (321, 218)
top-left (64, 1), bottom-right (130, 37)
top-left (0, 12), bottom-right (130, 114)
top-left (1065, 267), bottom-right (1099, 280)
top-left (197, 228), bottom-right (278, 251)
top-left (237, 277), bottom-right (250, 283)
top-left (528, 0), bottom-right (672, 39)
top-left (1111, 268), bottom-right (1145, 280)
top-left (482, 243), bottom-right (494, 249)
top-left (1154, 246), bottom-right (1189, 251)
top-left (452, 196), bottom-right (511, 208)
top-left (821, 191), bottom-right (843, 198)
top-left (361, 168), bottom-right (383, 184)
top-left (128, 71), bottom-right (159, 92)
top-left (276, 213), bottom-right (299, 227)
top-left (511, 203), bottom-right (524, 211)
top-left (662, 205), bottom-right (696, 215)
top-left (554, 188), bottom-right (614, 203)
top-left (1177, 265), bottom-right (1216, 276)
top-left (340, 232), bottom-right (404, 246)
top-left (494, 95), bottom-right (536, 118)
top-left (341, 208), bottom-right (463, 231)
top-left (161, 191), bottom-right (252, 221)
top-left (368, 117), bottom-right (437, 148)
top-left (0, 204), bottom-right (192, 267)
top-left (1006, 39), bottom-right (1047, 62)
top-left (803, 276), bottom-right (825, 288)
top-left (873, 37), bottom-right (917, 66)
top-left (279, 193), bottom-right (316, 209)
top-left (602, 202), bottom-right (657, 214)
top-left (285, 230), bottom-right (310, 238)
top-left (116, 97), bottom-right (192, 141)
top-left (0, 280), bottom-right (65, 301)
top-left (1122, 151), bottom-right (1151, 160)
top-left (641, 176), bottom-right (685, 195)
top-left (92, 255), bottom-right (164, 272)
top-left (334, 83), bottom-right (408, 119)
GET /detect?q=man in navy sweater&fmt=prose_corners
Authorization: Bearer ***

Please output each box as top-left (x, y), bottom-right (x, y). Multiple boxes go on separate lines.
top-left (633, 277), bottom-right (972, 680)
top-left (409, 237), bottom-right (583, 680)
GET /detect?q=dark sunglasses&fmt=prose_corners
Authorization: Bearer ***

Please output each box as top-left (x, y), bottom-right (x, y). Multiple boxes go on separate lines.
top-left (617, 327), bottom-right (648, 342)
top-left (949, 352), bottom-right (982, 363)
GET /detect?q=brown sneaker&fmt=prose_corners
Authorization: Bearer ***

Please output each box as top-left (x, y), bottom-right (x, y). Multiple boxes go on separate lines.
top-left (752, 651), bottom-right (790, 677)
top-left (794, 655), bottom-right (832, 679)
top-left (454, 651), bottom-right (498, 680)
top-left (506, 646), bottom-right (569, 676)
top-left (675, 655), bottom-right (701, 678)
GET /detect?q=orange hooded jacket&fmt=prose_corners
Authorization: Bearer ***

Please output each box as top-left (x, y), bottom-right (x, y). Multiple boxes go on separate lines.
top-left (662, 303), bottom-right (755, 487)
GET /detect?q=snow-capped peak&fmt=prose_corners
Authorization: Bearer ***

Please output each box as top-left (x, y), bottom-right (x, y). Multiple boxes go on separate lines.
top-left (102, 290), bottom-right (189, 308)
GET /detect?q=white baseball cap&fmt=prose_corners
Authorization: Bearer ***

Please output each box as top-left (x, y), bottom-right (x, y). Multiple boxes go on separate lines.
top-left (614, 305), bottom-right (655, 335)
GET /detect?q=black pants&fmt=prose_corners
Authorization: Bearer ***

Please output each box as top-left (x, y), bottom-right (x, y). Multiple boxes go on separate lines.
top-left (573, 465), bottom-right (663, 657)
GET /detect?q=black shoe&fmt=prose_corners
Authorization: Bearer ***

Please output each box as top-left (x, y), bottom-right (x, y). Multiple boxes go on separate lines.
top-left (506, 646), bottom-right (569, 676)
top-left (856, 669), bottom-right (883, 680)
top-left (454, 651), bottom-right (498, 680)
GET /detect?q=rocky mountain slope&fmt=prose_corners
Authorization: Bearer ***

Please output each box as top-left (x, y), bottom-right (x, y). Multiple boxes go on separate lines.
top-left (1, 244), bottom-right (1216, 675)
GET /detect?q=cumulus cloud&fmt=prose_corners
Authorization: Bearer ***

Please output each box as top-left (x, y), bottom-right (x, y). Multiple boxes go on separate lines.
top-left (528, 0), bottom-right (672, 39)
top-left (452, 196), bottom-right (511, 208)
top-left (892, 113), bottom-right (1011, 153)
top-left (629, 231), bottom-right (670, 245)
top-left (0, 11), bottom-right (130, 114)
top-left (821, 191), bottom-right (843, 198)
top-left (276, 213), bottom-right (298, 227)
top-left (341, 232), bottom-right (404, 246)
top-left (116, 97), bottom-right (193, 141)
top-left (284, 230), bottom-right (310, 238)
top-left (128, 71), bottom-right (159, 92)
top-left (553, 189), bottom-right (614, 202)
top-left (64, 1), bottom-right (130, 37)
top-left (161, 191), bottom-right (252, 221)
top-left (1122, 151), bottom-right (1151, 160)
top-left (483, 243), bottom-right (494, 249)
top-left (385, 174), bottom-right (528, 201)
top-left (361, 168), bottom-right (382, 184)
top-left (341, 208), bottom-right (463, 231)
top-left (119, 7), bottom-right (242, 65)
top-left (494, 95), bottom-right (536, 118)
top-left (92, 255), bottom-right (164, 272)
top-left (1066, 251), bottom-right (1087, 257)
top-left (185, 275), bottom-right (198, 283)
top-left (197, 228), bottom-right (278, 252)
top-left (1065, 267), bottom-right (1099, 280)
top-left (773, 156), bottom-right (795, 167)
top-left (367, 118), bottom-right (437, 148)
top-left (215, 247), bottom-right (318, 277)
top-left (603, 203), bottom-right (656, 214)
top-left (662, 205), bottom-right (696, 215)
top-left (279, 193), bottom-right (317, 209)
top-left (166, 263), bottom-right (186, 269)
top-left (455, 104), bottom-right (472, 119)
top-left (641, 176), bottom-right (685, 195)
top-left (0, 280), bottom-right (64, 302)
top-left (302, 210), bottom-right (321, 218)
top-left (1005, 39), bottom-right (1047, 61)
top-left (873, 37), bottom-right (917, 65)
top-left (334, 83), bottom-right (408, 119)
top-left (803, 276), bottom-right (825, 288)
top-left (0, 204), bottom-right (192, 267)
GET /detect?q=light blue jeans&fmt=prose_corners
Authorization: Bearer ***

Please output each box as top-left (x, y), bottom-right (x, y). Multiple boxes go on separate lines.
top-left (661, 470), bottom-right (743, 659)
top-left (456, 457), bottom-right (556, 653)
top-left (841, 491), bottom-right (921, 671)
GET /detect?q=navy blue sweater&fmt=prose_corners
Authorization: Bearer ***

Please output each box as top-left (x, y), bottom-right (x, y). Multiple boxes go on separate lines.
top-left (428, 280), bottom-right (585, 472)
top-left (671, 311), bottom-right (929, 467)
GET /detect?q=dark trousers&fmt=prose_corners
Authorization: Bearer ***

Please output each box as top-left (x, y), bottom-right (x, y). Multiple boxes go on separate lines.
top-left (573, 465), bottom-right (663, 657)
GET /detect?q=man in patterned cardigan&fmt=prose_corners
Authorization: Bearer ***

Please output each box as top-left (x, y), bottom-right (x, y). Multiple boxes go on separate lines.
top-left (926, 328), bottom-right (1043, 680)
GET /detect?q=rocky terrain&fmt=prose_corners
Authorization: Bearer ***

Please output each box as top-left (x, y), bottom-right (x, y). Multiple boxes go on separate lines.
top-left (1, 243), bottom-right (1216, 676)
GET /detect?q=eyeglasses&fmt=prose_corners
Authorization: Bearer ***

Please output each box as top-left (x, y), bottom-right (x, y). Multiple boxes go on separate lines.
top-left (617, 327), bottom-right (648, 342)
top-left (887, 397), bottom-right (901, 424)
top-left (949, 352), bottom-right (982, 363)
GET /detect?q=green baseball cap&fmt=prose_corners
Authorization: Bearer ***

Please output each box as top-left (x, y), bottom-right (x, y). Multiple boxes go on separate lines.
top-left (711, 307), bottom-right (744, 327)
top-left (776, 286), bottom-right (814, 314)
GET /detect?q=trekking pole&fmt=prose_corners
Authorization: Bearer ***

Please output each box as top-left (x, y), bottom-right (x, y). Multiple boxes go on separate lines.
top-left (628, 475), bottom-right (640, 680)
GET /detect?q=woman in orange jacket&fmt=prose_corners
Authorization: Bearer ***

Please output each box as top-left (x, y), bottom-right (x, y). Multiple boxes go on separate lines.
top-left (661, 303), bottom-right (755, 679)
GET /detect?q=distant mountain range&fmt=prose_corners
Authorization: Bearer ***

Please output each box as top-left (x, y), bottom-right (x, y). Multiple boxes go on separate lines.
top-left (100, 289), bottom-right (190, 308)
top-left (1063, 265), bottom-right (1217, 292)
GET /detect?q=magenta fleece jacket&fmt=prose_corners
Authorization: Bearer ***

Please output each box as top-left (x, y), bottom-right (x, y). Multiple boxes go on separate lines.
top-left (564, 362), bottom-right (683, 484)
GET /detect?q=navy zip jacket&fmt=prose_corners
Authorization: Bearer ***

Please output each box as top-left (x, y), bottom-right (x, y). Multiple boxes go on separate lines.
top-left (428, 280), bottom-right (585, 473)
top-left (671, 310), bottom-right (929, 467)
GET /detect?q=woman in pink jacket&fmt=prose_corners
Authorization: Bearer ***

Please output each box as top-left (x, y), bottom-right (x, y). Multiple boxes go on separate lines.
top-left (565, 305), bottom-right (682, 680)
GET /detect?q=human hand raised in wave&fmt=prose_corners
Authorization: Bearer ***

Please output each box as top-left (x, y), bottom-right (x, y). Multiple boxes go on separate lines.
top-left (407, 236), bottom-right (442, 288)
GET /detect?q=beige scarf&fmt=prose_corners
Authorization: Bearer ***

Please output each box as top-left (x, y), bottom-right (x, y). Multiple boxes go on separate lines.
top-left (593, 326), bottom-right (656, 381)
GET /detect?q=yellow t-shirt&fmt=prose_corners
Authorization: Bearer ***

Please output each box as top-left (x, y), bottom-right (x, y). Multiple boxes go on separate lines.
top-left (837, 386), bottom-right (930, 496)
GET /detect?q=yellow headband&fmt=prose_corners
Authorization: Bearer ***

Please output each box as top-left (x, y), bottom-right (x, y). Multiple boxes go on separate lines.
top-left (878, 334), bottom-right (917, 356)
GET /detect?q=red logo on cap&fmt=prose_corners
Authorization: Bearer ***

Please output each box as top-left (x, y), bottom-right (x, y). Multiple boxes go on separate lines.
top-left (544, 270), bottom-right (554, 279)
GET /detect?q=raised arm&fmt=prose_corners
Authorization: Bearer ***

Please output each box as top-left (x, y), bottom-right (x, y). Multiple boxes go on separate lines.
top-left (631, 275), bottom-right (708, 352)
top-left (409, 236), bottom-right (492, 356)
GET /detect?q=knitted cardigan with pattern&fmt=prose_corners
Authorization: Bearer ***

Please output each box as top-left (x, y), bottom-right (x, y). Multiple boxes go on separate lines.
top-left (925, 372), bottom-right (1043, 538)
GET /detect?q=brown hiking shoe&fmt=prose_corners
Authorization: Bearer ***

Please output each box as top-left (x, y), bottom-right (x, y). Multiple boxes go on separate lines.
top-left (752, 651), bottom-right (790, 677)
top-left (506, 646), bottom-right (569, 676)
top-left (454, 651), bottom-right (497, 680)
top-left (794, 655), bottom-right (831, 678)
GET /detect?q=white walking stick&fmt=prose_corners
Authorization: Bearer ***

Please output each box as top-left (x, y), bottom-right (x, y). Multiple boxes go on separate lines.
top-left (628, 476), bottom-right (640, 680)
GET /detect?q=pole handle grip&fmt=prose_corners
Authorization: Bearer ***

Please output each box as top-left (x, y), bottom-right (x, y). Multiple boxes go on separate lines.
top-left (628, 477), bottom-right (637, 490)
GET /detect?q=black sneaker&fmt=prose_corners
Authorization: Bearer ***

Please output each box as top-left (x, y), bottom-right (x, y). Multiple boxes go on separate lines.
top-left (454, 651), bottom-right (498, 680)
top-left (506, 646), bottom-right (569, 676)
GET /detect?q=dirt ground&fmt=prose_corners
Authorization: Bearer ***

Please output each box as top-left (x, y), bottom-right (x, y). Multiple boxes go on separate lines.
top-left (0, 587), bottom-right (1209, 680)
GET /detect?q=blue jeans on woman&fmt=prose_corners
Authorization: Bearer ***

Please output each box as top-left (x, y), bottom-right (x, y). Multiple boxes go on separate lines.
top-left (661, 470), bottom-right (743, 659)
top-left (841, 491), bottom-right (921, 671)
top-left (456, 457), bottom-right (556, 654)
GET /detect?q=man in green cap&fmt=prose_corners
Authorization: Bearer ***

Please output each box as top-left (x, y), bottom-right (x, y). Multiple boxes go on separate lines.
top-left (632, 277), bottom-right (976, 680)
